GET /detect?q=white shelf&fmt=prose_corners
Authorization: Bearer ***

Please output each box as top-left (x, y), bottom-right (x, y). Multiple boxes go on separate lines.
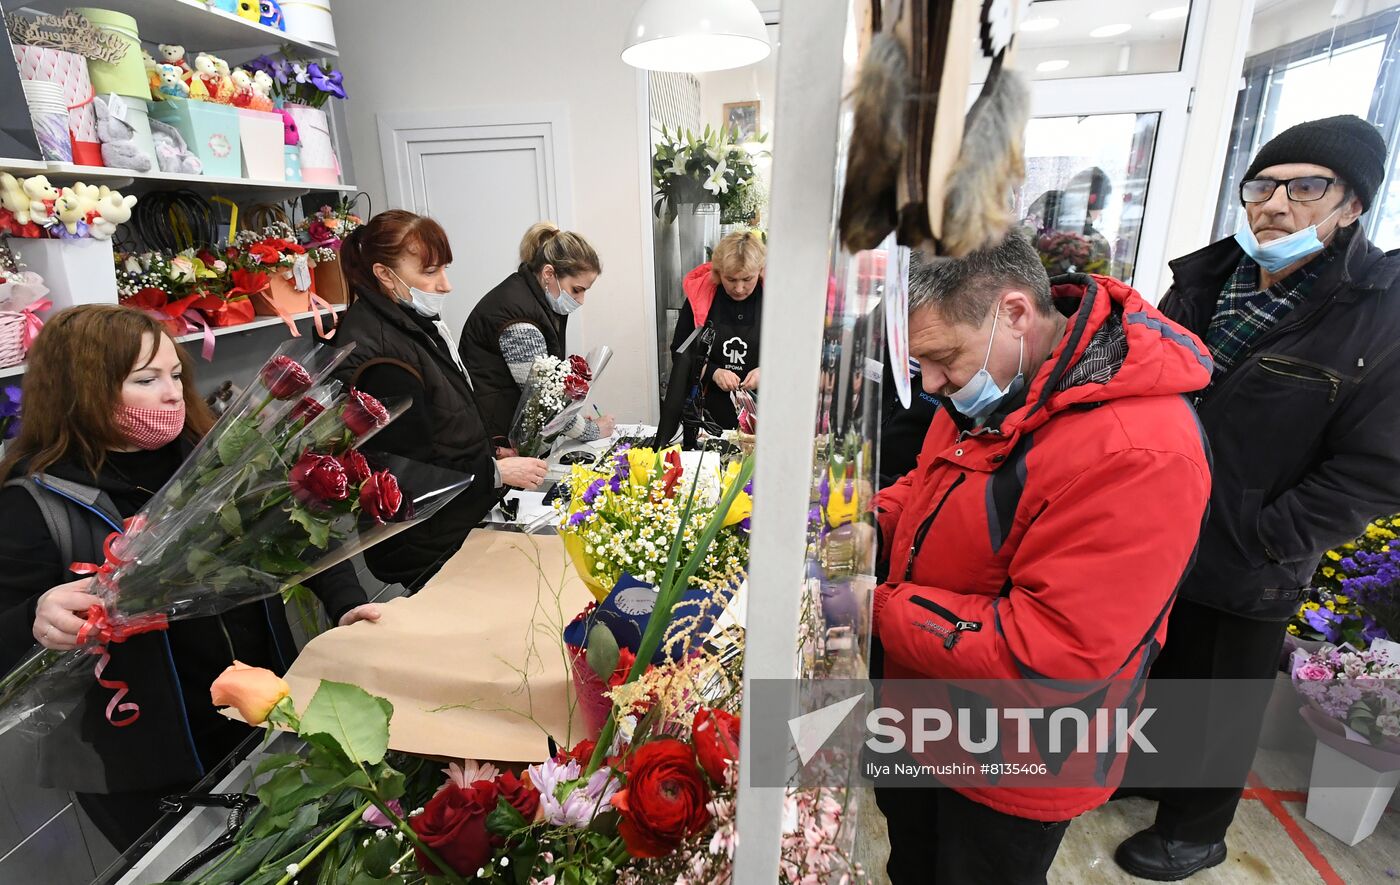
top-left (0, 304), bottom-right (347, 378)
top-left (37, 163), bottom-right (357, 199)
top-left (17, 0), bottom-right (338, 58)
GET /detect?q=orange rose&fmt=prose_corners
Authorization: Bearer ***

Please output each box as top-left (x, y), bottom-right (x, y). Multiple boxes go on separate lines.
top-left (210, 661), bottom-right (290, 724)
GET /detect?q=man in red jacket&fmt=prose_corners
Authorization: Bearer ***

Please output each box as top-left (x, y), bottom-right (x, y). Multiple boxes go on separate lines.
top-left (872, 234), bottom-right (1212, 884)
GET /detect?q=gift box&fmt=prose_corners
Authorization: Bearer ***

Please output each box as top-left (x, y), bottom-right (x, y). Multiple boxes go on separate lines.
top-left (11, 239), bottom-right (117, 309)
top-left (250, 271), bottom-right (315, 317)
top-left (284, 144), bottom-right (303, 182)
top-left (237, 107), bottom-right (284, 181)
top-left (12, 46), bottom-right (100, 166)
top-left (74, 8), bottom-right (149, 99)
top-left (283, 103), bottom-right (339, 184)
top-left (281, 0), bottom-right (337, 47)
top-left (149, 98), bottom-right (241, 178)
top-left (196, 296), bottom-right (255, 328)
top-left (0, 314), bottom-right (26, 368)
top-left (105, 93), bottom-right (156, 171)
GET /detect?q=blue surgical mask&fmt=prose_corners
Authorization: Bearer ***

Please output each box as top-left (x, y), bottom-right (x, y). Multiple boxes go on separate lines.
top-left (548, 279), bottom-right (582, 315)
top-left (392, 270), bottom-right (447, 317)
top-left (946, 302), bottom-right (1025, 423)
top-left (1234, 207), bottom-right (1342, 273)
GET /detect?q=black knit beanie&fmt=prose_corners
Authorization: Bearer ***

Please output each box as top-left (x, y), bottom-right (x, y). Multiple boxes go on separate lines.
top-left (1244, 114), bottom-right (1388, 211)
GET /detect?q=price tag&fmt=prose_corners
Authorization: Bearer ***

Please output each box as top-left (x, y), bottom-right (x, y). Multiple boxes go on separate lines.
top-left (108, 93), bottom-right (126, 122)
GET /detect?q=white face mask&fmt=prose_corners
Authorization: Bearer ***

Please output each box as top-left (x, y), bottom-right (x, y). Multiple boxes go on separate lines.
top-left (1234, 206), bottom-right (1343, 273)
top-left (391, 269), bottom-right (447, 317)
top-left (546, 275), bottom-right (583, 315)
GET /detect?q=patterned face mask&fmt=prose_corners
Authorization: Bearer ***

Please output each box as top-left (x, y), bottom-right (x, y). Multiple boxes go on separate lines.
top-left (114, 403), bottom-right (186, 450)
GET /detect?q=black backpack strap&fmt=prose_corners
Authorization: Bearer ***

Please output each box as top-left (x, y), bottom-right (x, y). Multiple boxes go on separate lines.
top-left (4, 476), bottom-right (77, 569)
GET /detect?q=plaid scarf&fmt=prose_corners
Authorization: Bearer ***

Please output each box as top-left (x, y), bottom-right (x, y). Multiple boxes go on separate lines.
top-left (1205, 248), bottom-right (1335, 378)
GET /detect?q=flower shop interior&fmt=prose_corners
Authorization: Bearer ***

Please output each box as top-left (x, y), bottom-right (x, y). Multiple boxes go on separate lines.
top-left (0, 0), bottom-right (1397, 883)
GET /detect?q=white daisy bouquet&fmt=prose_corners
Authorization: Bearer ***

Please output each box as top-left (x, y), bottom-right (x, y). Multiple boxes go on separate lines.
top-left (509, 353), bottom-right (593, 456)
top-left (557, 445), bottom-right (750, 601)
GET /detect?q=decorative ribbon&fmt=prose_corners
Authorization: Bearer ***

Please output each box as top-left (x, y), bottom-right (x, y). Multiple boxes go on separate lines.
top-left (181, 307), bottom-right (216, 360)
top-left (261, 281), bottom-right (302, 337)
top-left (307, 290), bottom-right (337, 339)
top-left (67, 85), bottom-right (94, 111)
top-left (20, 296), bottom-right (50, 350)
top-left (68, 517), bottom-right (167, 728)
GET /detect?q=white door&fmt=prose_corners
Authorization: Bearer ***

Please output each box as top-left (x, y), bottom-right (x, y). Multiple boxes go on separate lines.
top-left (377, 105), bottom-right (575, 337)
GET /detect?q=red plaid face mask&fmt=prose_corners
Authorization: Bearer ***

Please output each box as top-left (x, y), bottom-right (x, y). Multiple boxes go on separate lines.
top-left (114, 404), bottom-right (186, 450)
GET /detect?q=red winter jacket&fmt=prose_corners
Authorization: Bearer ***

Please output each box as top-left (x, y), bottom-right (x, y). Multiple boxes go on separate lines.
top-left (872, 274), bottom-right (1212, 822)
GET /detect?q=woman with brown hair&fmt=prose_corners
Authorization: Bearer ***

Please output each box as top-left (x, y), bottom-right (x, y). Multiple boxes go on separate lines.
top-left (336, 209), bottom-right (547, 591)
top-left (0, 305), bottom-right (372, 850)
top-left (459, 221), bottom-right (616, 445)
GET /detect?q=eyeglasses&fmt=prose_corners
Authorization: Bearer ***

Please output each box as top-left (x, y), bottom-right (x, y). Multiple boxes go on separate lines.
top-left (1240, 176), bottom-right (1338, 203)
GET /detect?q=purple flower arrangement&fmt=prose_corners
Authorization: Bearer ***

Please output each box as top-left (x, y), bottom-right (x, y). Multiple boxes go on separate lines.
top-left (245, 51), bottom-right (348, 109)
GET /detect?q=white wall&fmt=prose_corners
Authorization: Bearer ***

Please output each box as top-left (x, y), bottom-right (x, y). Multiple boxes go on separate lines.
top-left (333, 0), bottom-right (653, 422)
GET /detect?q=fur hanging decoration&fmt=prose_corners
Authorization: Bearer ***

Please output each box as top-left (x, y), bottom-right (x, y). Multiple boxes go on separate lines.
top-left (838, 33), bottom-right (909, 253)
top-left (938, 57), bottom-right (1029, 258)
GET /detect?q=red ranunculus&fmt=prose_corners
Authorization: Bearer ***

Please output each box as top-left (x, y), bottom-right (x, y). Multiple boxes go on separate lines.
top-left (410, 781), bottom-right (497, 877)
top-left (359, 469), bottom-right (403, 523)
top-left (289, 451), bottom-right (349, 508)
top-left (693, 707), bottom-right (740, 784)
top-left (343, 389), bottom-right (390, 436)
top-left (495, 770), bottom-right (540, 822)
top-left (337, 450), bottom-right (370, 484)
top-left (568, 354), bottom-right (592, 381)
top-left (609, 647), bottom-right (637, 689)
top-left (613, 739), bottom-right (712, 858)
top-left (563, 373), bottom-right (590, 400)
top-left (290, 396), bottom-right (325, 423)
top-left (260, 355), bottom-right (312, 400)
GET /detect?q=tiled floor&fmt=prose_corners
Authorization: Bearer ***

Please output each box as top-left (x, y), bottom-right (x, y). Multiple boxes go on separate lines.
top-left (853, 744), bottom-right (1400, 884)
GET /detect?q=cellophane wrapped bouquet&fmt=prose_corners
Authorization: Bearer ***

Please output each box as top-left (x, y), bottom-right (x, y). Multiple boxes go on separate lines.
top-left (510, 346), bottom-right (612, 457)
top-left (1292, 639), bottom-right (1400, 749)
top-left (0, 338), bottom-right (474, 735)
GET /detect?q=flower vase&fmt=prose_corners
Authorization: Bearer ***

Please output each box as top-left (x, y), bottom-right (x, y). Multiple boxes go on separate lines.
top-left (283, 103), bottom-right (339, 185)
top-left (676, 202), bottom-right (720, 279)
top-left (1300, 704), bottom-right (1400, 844)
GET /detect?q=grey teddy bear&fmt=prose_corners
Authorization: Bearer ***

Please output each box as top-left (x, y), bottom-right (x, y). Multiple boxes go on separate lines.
top-left (93, 95), bottom-right (153, 173)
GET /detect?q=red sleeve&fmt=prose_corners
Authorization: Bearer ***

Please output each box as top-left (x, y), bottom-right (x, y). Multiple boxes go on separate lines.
top-left (875, 447), bottom-right (1209, 682)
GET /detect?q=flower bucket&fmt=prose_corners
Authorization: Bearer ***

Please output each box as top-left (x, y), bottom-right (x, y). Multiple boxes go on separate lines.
top-left (251, 272), bottom-right (338, 338)
top-left (566, 643), bottom-right (611, 738)
top-left (283, 103), bottom-right (339, 184)
top-left (312, 257), bottom-right (348, 304)
top-left (238, 108), bottom-right (285, 181)
top-left (150, 98), bottom-right (241, 177)
top-left (1301, 705), bottom-right (1400, 845)
top-left (13, 239), bottom-right (117, 308)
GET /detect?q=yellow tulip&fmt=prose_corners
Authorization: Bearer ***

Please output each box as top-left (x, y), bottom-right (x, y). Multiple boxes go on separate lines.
top-left (628, 447), bottom-right (658, 486)
top-left (210, 661), bottom-right (290, 725)
top-left (723, 490), bottom-right (753, 527)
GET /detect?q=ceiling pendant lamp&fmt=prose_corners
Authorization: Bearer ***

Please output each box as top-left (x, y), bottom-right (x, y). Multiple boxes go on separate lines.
top-left (622, 0), bottom-right (771, 73)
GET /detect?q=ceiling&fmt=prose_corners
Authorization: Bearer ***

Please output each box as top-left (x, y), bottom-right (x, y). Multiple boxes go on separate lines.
top-left (1017, 0), bottom-right (1192, 51)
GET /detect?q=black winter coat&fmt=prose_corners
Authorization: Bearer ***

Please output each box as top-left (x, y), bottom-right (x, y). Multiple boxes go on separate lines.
top-left (1159, 227), bottom-right (1400, 620)
top-left (336, 290), bottom-right (500, 589)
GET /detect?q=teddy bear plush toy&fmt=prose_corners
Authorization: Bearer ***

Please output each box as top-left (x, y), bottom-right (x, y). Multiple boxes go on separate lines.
top-left (279, 109), bottom-right (300, 146)
top-left (158, 43), bottom-right (189, 75)
top-left (21, 176), bottom-right (59, 229)
top-left (90, 192), bottom-right (138, 240)
top-left (93, 96), bottom-right (155, 172)
top-left (53, 188), bottom-right (89, 238)
top-left (150, 119), bottom-right (204, 175)
top-left (157, 64), bottom-right (189, 99)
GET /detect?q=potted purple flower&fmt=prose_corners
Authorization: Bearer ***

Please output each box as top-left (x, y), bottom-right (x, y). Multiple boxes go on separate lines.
top-left (245, 49), bottom-right (347, 184)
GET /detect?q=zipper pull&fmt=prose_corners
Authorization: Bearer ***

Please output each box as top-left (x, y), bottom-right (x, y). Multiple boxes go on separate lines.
top-left (943, 620), bottom-right (983, 650)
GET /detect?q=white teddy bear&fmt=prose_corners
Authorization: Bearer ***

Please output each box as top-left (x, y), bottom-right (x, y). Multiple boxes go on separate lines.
top-left (21, 175), bottom-right (58, 227)
top-left (90, 192), bottom-right (138, 240)
top-left (0, 173), bottom-right (31, 225)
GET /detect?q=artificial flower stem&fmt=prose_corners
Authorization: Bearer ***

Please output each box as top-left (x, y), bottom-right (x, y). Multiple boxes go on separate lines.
top-left (272, 800), bottom-right (369, 885)
top-left (365, 794), bottom-right (469, 885)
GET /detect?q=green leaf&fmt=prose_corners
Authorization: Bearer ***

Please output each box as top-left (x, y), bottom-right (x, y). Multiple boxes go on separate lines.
top-left (186, 547), bottom-right (218, 578)
top-left (485, 796), bottom-right (529, 837)
top-left (254, 752), bottom-right (307, 777)
top-left (219, 501), bottom-right (242, 535)
top-left (585, 623), bottom-right (619, 682)
top-left (299, 681), bottom-right (394, 766)
top-left (202, 833), bottom-right (280, 882)
top-left (361, 831), bottom-right (401, 878)
top-left (265, 802), bottom-right (321, 860)
top-left (371, 762), bottom-right (407, 802)
top-left (291, 505), bottom-right (332, 549)
top-left (217, 416), bottom-right (262, 466)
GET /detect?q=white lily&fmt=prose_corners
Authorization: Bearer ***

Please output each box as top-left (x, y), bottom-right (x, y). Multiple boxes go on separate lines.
top-left (664, 148), bottom-right (688, 179)
top-left (703, 160), bottom-right (730, 195)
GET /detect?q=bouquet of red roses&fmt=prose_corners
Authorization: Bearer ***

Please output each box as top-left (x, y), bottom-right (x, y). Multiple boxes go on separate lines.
top-left (0, 340), bottom-right (474, 735)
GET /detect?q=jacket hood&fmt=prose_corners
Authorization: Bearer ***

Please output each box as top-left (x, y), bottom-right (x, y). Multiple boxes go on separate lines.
top-left (682, 262), bottom-right (719, 328)
top-left (1005, 274), bottom-right (1213, 437)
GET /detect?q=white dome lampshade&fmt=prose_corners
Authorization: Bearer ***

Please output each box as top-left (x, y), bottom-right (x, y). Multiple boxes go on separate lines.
top-left (622, 0), bottom-right (771, 73)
